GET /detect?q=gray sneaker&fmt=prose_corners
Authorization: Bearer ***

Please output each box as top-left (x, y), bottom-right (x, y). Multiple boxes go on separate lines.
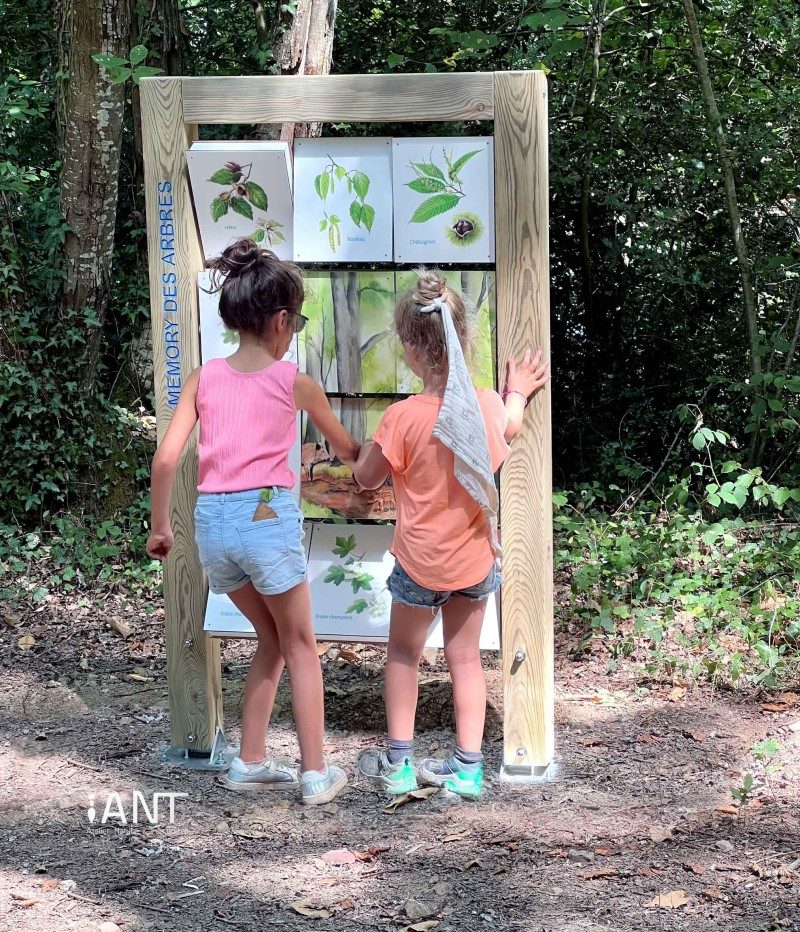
top-left (221, 756), bottom-right (298, 793)
top-left (300, 763), bottom-right (348, 806)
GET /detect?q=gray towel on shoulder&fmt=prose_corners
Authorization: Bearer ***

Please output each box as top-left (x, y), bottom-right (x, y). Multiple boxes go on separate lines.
top-left (418, 298), bottom-right (500, 560)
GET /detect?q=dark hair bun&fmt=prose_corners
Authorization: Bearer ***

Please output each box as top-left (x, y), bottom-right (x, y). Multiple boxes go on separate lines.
top-left (205, 237), bottom-right (305, 337)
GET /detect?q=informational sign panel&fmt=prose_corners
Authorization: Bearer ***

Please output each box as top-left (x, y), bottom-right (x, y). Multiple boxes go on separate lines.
top-left (204, 522), bottom-right (500, 649)
top-left (293, 138), bottom-right (393, 263)
top-left (187, 141), bottom-right (293, 260)
top-left (392, 137), bottom-right (494, 264)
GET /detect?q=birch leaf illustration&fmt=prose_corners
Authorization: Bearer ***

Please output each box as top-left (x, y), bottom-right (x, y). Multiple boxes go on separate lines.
top-left (349, 200), bottom-right (363, 226)
top-left (351, 171), bottom-right (370, 201)
top-left (315, 171), bottom-right (331, 201)
top-left (361, 203), bottom-right (376, 232)
top-left (410, 192), bottom-right (460, 224)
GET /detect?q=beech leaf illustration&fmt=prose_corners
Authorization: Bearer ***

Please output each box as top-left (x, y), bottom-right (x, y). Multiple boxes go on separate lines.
top-left (349, 200), bottom-right (364, 227)
top-left (352, 171), bottom-right (370, 201)
top-left (211, 197), bottom-right (228, 222)
top-left (209, 168), bottom-right (239, 185)
top-left (449, 149), bottom-right (481, 179)
top-left (361, 203), bottom-right (375, 232)
top-left (244, 181), bottom-right (268, 212)
top-left (410, 193), bottom-right (461, 224)
top-left (230, 197), bottom-right (253, 220)
top-left (413, 161), bottom-right (446, 181)
top-left (407, 176), bottom-right (447, 194)
top-left (251, 228), bottom-right (266, 243)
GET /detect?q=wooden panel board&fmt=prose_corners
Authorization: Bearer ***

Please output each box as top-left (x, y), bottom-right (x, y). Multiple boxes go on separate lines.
top-left (141, 78), bottom-right (222, 753)
top-left (494, 71), bottom-right (554, 769)
top-left (177, 73), bottom-right (494, 124)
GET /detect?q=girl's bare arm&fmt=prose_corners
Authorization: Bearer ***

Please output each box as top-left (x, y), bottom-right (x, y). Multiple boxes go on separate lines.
top-left (146, 368), bottom-right (201, 559)
top-left (293, 373), bottom-right (360, 468)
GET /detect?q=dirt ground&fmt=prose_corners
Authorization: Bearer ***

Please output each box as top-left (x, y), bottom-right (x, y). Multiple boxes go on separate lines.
top-left (1, 593), bottom-right (799, 932)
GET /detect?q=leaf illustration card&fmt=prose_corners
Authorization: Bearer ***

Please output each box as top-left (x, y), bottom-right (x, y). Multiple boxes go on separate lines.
top-left (293, 138), bottom-right (393, 263)
top-left (205, 522), bottom-right (500, 648)
top-left (392, 137), bottom-right (494, 264)
top-left (187, 141), bottom-right (293, 260)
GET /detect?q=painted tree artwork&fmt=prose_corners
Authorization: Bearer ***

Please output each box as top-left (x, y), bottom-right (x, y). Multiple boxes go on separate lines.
top-left (301, 397), bottom-right (396, 521)
top-left (186, 141), bottom-right (293, 260)
top-left (395, 269), bottom-right (497, 392)
top-left (293, 138), bottom-right (393, 262)
top-left (392, 137), bottom-right (494, 264)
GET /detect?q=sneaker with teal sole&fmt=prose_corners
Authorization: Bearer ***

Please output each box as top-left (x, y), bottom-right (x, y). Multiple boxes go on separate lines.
top-left (417, 757), bottom-right (484, 799)
top-left (357, 749), bottom-right (419, 795)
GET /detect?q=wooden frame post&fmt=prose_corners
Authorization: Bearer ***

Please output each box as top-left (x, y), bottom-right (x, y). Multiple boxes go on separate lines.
top-left (140, 71), bottom-right (553, 772)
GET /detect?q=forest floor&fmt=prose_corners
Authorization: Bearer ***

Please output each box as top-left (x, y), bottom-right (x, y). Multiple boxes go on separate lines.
top-left (1, 587), bottom-right (799, 932)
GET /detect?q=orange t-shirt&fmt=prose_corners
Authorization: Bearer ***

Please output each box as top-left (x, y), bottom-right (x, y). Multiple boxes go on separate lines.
top-left (373, 389), bottom-right (511, 591)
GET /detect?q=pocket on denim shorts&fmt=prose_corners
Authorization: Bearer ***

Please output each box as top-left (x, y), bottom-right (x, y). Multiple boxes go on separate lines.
top-left (237, 515), bottom-right (290, 568)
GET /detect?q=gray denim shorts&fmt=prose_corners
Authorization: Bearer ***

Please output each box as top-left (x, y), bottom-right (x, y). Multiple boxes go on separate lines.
top-left (387, 560), bottom-right (501, 610)
top-left (194, 487), bottom-right (306, 597)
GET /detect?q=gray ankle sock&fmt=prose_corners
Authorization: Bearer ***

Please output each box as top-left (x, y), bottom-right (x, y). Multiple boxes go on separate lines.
top-left (387, 738), bottom-right (413, 764)
top-left (453, 746), bottom-right (484, 771)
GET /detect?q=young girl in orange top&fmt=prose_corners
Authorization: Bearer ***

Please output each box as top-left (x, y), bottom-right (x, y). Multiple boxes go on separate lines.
top-left (354, 270), bottom-right (549, 798)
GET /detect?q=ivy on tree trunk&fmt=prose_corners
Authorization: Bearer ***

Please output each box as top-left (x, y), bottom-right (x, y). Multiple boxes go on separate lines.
top-left (55, 0), bottom-right (131, 388)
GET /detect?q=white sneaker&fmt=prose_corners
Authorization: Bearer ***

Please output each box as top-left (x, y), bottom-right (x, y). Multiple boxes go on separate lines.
top-left (221, 756), bottom-right (298, 792)
top-left (300, 763), bottom-right (348, 806)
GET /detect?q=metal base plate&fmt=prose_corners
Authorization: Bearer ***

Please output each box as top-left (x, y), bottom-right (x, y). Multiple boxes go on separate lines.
top-left (159, 729), bottom-right (235, 771)
top-left (499, 760), bottom-right (558, 783)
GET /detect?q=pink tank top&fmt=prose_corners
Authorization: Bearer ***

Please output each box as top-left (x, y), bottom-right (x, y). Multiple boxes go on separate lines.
top-left (196, 357), bottom-right (298, 493)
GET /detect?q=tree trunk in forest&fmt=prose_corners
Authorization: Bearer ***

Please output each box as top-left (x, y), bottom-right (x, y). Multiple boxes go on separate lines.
top-left (681, 0), bottom-right (762, 459)
top-left (254, 0), bottom-right (338, 142)
top-left (56, 0), bottom-right (131, 388)
top-left (330, 270), bottom-right (364, 440)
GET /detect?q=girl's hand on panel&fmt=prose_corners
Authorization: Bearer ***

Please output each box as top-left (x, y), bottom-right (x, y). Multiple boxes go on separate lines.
top-left (503, 348), bottom-right (550, 441)
top-left (146, 528), bottom-right (174, 560)
top-left (506, 348), bottom-right (550, 400)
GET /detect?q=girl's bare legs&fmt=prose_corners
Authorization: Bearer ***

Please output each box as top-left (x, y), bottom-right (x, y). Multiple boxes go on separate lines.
top-left (261, 580), bottom-right (324, 773)
top-left (226, 582), bottom-right (284, 763)
top-left (442, 595), bottom-right (488, 752)
top-left (385, 603), bottom-right (433, 740)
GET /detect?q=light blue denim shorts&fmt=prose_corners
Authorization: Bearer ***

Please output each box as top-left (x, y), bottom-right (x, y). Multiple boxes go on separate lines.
top-left (194, 487), bottom-right (306, 597)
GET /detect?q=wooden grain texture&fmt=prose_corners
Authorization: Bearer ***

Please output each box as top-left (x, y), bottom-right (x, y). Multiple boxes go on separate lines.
top-left (495, 71), bottom-right (554, 769)
top-left (178, 72), bottom-right (494, 124)
top-left (141, 78), bottom-right (222, 752)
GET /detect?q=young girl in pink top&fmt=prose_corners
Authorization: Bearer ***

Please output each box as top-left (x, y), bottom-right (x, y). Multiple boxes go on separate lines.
top-left (146, 238), bottom-right (359, 805)
top-left (355, 270), bottom-right (549, 798)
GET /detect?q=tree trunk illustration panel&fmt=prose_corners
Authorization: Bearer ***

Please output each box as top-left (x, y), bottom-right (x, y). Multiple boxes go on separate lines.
top-left (395, 269), bottom-right (496, 392)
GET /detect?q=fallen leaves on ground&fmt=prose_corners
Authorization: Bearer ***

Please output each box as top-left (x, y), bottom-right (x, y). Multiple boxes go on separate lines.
top-left (648, 825), bottom-right (672, 843)
top-left (292, 900), bottom-right (332, 919)
top-left (715, 804), bottom-right (739, 816)
top-left (683, 862), bottom-right (706, 876)
top-left (320, 848), bottom-right (357, 865)
top-left (383, 786), bottom-right (439, 812)
top-left (667, 686), bottom-right (686, 701)
top-left (646, 890), bottom-right (689, 909)
top-left (683, 729), bottom-right (706, 742)
top-left (17, 634), bottom-right (36, 650)
top-left (403, 922), bottom-right (439, 932)
top-left (760, 693), bottom-right (798, 713)
top-left (11, 892), bottom-right (37, 908)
